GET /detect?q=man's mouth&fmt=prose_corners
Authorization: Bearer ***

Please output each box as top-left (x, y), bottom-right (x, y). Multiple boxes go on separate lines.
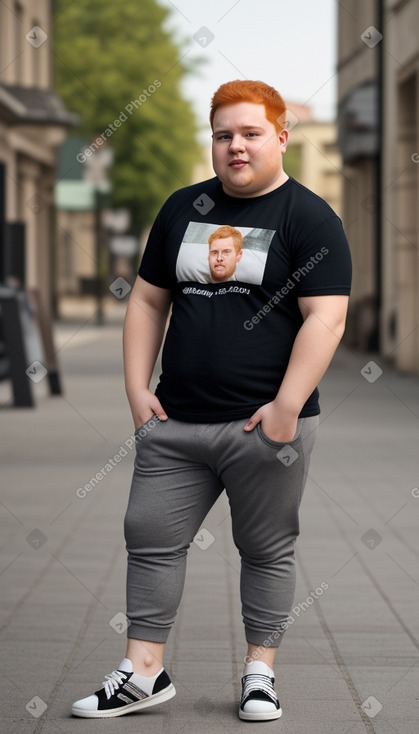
top-left (229, 159), bottom-right (248, 169)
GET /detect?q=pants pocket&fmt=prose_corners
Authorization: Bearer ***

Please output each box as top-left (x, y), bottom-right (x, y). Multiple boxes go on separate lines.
top-left (256, 418), bottom-right (304, 449)
top-left (134, 414), bottom-right (160, 437)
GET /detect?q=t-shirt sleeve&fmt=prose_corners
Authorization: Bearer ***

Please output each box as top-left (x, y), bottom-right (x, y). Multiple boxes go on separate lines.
top-left (292, 215), bottom-right (352, 296)
top-left (138, 208), bottom-right (172, 289)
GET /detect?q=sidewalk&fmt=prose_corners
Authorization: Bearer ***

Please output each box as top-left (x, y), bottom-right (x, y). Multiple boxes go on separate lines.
top-left (1, 319), bottom-right (419, 734)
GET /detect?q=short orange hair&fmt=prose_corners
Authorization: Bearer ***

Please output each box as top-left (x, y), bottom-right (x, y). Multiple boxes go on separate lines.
top-left (208, 225), bottom-right (243, 254)
top-left (210, 80), bottom-right (286, 132)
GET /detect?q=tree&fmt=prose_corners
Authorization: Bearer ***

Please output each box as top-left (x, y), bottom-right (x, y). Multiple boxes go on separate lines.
top-left (54, 0), bottom-right (201, 232)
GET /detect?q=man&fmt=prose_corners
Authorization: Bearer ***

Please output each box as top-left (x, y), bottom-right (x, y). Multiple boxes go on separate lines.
top-left (72, 80), bottom-right (351, 722)
top-left (208, 224), bottom-right (243, 282)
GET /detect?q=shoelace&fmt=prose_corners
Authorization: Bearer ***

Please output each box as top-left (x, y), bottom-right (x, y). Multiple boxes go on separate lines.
top-left (242, 674), bottom-right (277, 703)
top-left (102, 669), bottom-right (128, 700)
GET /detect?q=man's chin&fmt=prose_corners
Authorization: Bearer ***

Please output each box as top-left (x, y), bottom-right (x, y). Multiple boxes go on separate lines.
top-left (211, 271), bottom-right (225, 282)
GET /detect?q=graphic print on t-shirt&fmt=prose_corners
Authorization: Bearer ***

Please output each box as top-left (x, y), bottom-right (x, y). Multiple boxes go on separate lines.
top-left (175, 221), bottom-right (276, 285)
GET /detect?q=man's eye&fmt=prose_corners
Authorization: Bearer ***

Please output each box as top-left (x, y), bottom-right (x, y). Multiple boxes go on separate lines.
top-left (247, 132), bottom-right (258, 137)
top-left (216, 134), bottom-right (231, 141)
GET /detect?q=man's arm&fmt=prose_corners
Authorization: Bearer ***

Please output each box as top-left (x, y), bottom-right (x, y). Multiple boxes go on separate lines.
top-left (244, 295), bottom-right (349, 441)
top-left (123, 275), bottom-right (172, 429)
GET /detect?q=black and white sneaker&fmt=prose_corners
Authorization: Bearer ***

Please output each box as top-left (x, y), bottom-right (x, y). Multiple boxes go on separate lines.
top-left (239, 661), bottom-right (282, 721)
top-left (71, 658), bottom-right (175, 718)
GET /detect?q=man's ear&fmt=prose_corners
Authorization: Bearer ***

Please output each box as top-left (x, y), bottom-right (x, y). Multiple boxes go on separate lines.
top-left (236, 250), bottom-right (243, 262)
top-left (279, 128), bottom-right (289, 152)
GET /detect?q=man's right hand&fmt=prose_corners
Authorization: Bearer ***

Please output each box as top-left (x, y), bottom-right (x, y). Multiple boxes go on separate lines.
top-left (123, 275), bottom-right (172, 430)
top-left (131, 389), bottom-right (168, 430)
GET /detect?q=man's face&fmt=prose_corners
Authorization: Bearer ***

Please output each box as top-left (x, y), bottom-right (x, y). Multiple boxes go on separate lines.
top-left (211, 102), bottom-right (288, 198)
top-left (208, 236), bottom-right (242, 282)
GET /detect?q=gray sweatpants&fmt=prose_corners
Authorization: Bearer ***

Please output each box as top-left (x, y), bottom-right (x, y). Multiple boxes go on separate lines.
top-left (124, 415), bottom-right (319, 647)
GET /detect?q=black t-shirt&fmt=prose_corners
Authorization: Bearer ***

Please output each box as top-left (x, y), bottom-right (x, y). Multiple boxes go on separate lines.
top-left (139, 176), bottom-right (352, 422)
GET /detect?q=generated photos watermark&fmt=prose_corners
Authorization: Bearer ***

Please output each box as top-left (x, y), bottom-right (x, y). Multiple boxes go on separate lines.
top-left (244, 247), bottom-right (329, 331)
top-left (244, 582), bottom-right (329, 663)
top-left (76, 415), bottom-right (159, 499)
top-left (77, 81), bottom-right (161, 163)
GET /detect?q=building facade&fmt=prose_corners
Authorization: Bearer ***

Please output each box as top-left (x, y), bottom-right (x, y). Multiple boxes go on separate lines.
top-left (0, 0), bottom-right (76, 315)
top-left (338, 0), bottom-right (419, 371)
top-left (285, 103), bottom-right (343, 219)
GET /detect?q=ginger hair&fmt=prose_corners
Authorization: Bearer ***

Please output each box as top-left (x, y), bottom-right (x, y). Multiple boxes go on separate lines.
top-left (208, 225), bottom-right (243, 254)
top-left (210, 80), bottom-right (286, 132)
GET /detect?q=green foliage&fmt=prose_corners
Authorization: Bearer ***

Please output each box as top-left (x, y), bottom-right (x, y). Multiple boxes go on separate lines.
top-left (54, 0), bottom-right (201, 231)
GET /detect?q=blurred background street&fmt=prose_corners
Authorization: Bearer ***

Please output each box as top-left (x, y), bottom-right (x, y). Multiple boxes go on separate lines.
top-left (1, 0), bottom-right (419, 731)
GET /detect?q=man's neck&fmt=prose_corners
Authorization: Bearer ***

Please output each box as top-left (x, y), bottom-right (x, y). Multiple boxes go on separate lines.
top-left (221, 171), bottom-right (289, 199)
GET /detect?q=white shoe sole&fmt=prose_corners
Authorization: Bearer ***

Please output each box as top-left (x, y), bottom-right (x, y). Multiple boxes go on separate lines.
top-left (239, 706), bottom-right (282, 721)
top-left (71, 683), bottom-right (176, 718)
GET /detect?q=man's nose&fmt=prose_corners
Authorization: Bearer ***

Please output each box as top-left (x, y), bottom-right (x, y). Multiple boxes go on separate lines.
top-left (229, 134), bottom-right (245, 153)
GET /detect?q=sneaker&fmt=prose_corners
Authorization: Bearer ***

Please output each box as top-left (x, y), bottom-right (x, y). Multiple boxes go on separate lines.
top-left (239, 661), bottom-right (282, 721)
top-left (71, 658), bottom-right (176, 718)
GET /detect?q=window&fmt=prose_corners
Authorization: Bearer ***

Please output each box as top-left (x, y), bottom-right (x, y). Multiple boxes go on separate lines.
top-left (32, 17), bottom-right (41, 86)
top-left (14, 1), bottom-right (23, 83)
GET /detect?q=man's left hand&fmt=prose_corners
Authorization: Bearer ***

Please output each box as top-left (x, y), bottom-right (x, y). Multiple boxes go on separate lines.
top-left (243, 401), bottom-right (299, 443)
